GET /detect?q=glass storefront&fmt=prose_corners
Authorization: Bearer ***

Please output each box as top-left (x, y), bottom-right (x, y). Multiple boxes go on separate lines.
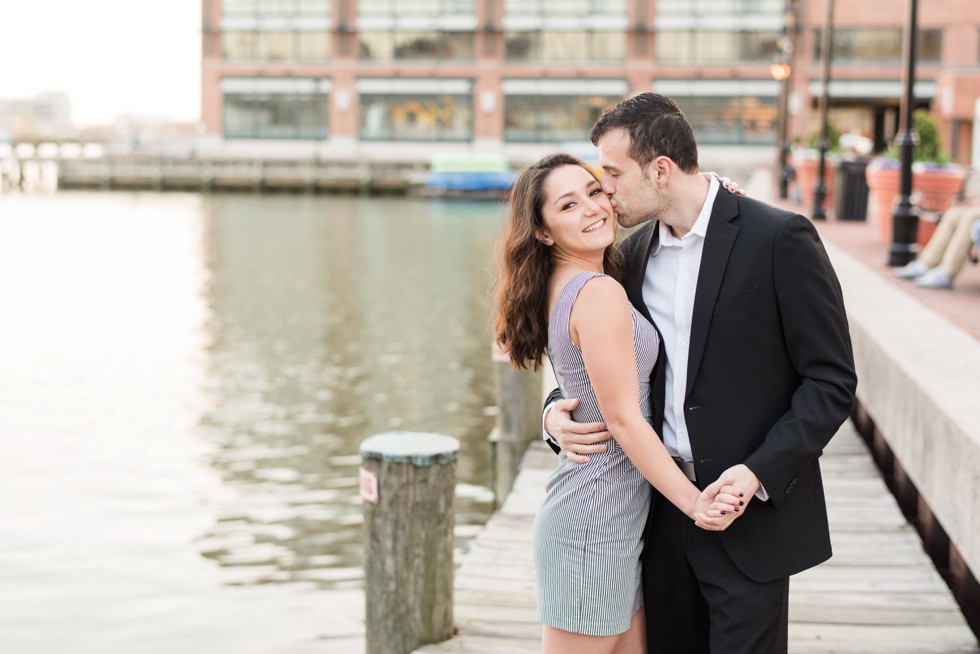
top-left (358, 0), bottom-right (475, 15)
top-left (222, 31), bottom-right (330, 61)
top-left (505, 31), bottom-right (625, 62)
top-left (359, 31), bottom-right (474, 60)
top-left (502, 79), bottom-right (626, 142)
top-left (358, 79), bottom-right (472, 141)
top-left (655, 30), bottom-right (780, 64)
top-left (221, 0), bottom-right (330, 15)
top-left (222, 78), bottom-right (329, 139)
top-left (815, 28), bottom-right (943, 63)
top-left (655, 80), bottom-right (779, 145)
top-left (676, 96), bottom-right (777, 145)
top-left (503, 0), bottom-right (626, 14)
top-left (655, 0), bottom-right (781, 16)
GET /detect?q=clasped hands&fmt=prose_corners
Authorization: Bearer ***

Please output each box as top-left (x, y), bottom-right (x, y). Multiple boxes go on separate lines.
top-left (546, 398), bottom-right (760, 532)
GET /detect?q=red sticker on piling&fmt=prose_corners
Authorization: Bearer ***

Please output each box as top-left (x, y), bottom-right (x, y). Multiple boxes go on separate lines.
top-left (360, 467), bottom-right (379, 504)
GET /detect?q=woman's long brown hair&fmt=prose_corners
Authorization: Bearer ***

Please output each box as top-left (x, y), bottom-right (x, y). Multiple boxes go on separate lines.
top-left (492, 153), bottom-right (622, 370)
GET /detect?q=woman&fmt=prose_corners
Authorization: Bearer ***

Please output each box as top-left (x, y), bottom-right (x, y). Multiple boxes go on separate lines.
top-left (493, 154), bottom-right (741, 654)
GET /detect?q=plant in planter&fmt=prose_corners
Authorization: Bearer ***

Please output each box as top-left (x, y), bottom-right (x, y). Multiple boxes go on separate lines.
top-left (790, 121), bottom-right (842, 212)
top-left (866, 109), bottom-right (964, 245)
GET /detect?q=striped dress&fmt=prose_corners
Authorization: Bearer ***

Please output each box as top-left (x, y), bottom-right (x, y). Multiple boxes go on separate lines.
top-left (533, 271), bottom-right (660, 636)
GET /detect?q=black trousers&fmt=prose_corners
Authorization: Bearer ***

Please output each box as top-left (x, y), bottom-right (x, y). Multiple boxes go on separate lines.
top-left (642, 496), bottom-right (789, 654)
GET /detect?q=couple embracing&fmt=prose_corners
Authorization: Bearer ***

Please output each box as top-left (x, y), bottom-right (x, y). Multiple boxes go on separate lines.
top-left (493, 93), bottom-right (857, 654)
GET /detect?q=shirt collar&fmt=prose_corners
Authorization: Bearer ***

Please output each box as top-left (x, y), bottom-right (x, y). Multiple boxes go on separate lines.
top-left (652, 175), bottom-right (720, 255)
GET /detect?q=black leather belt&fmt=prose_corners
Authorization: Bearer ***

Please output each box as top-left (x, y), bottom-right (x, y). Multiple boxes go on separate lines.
top-left (673, 456), bottom-right (697, 482)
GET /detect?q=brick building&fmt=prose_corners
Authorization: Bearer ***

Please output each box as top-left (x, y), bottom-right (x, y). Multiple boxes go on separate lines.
top-left (200, 0), bottom-right (980, 163)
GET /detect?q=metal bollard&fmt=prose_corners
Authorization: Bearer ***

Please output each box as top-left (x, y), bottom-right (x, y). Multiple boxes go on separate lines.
top-left (360, 432), bottom-right (459, 654)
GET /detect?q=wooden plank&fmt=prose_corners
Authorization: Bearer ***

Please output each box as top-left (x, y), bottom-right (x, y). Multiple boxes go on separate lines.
top-left (412, 424), bottom-right (980, 654)
top-left (415, 635), bottom-right (539, 653)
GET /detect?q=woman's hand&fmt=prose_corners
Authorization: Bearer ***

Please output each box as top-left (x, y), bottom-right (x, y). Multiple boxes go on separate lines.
top-left (702, 171), bottom-right (746, 196)
top-left (690, 477), bottom-right (745, 531)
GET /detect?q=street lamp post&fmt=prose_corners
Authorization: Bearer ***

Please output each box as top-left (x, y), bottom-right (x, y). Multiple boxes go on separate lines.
top-left (771, 63), bottom-right (791, 200)
top-left (771, 0), bottom-right (798, 201)
top-left (813, 0), bottom-right (835, 221)
top-left (888, 0), bottom-right (920, 266)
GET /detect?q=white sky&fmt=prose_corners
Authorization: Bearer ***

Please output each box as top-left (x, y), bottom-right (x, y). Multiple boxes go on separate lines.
top-left (0, 1), bottom-right (202, 126)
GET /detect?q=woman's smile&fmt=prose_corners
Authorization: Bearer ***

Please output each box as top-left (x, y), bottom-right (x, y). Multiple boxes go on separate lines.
top-left (583, 218), bottom-right (606, 233)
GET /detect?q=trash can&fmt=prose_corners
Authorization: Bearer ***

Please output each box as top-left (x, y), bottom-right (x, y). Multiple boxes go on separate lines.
top-left (833, 159), bottom-right (870, 221)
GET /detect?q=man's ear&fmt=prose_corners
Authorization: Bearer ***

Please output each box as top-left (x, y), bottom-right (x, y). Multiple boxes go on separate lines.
top-left (651, 156), bottom-right (673, 186)
top-left (535, 228), bottom-right (554, 246)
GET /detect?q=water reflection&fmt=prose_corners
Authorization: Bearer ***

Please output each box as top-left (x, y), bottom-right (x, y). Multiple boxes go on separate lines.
top-left (195, 195), bottom-right (504, 589)
top-left (0, 190), bottom-right (506, 652)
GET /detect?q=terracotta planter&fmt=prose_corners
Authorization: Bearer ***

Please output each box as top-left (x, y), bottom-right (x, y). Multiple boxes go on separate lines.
top-left (791, 150), bottom-right (836, 214)
top-left (866, 159), bottom-right (965, 246)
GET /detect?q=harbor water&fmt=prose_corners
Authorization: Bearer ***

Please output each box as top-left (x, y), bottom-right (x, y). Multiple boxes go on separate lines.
top-left (0, 191), bottom-right (507, 652)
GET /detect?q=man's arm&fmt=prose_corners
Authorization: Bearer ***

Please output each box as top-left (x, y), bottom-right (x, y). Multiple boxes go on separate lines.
top-left (740, 214), bottom-right (857, 506)
top-left (542, 392), bottom-right (611, 463)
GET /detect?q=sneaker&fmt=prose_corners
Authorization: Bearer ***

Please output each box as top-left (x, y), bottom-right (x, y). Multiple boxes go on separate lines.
top-left (914, 268), bottom-right (953, 289)
top-left (894, 260), bottom-right (928, 279)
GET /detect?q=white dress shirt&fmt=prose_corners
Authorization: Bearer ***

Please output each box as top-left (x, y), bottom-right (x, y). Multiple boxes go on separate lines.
top-left (644, 177), bottom-right (769, 501)
top-left (643, 176), bottom-right (718, 463)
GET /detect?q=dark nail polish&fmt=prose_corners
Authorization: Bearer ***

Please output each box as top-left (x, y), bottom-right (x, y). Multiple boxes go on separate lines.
top-left (734, 507), bottom-right (739, 512)
top-left (739, 492), bottom-right (745, 497)
top-left (739, 500), bottom-right (744, 506)
top-left (721, 511), bottom-right (726, 515)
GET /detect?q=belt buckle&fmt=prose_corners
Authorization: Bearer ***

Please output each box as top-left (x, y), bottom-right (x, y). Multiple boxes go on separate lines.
top-left (673, 457), bottom-right (697, 482)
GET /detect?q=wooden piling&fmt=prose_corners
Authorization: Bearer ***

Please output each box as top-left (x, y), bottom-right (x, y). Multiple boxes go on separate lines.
top-left (490, 342), bottom-right (542, 504)
top-left (360, 432), bottom-right (459, 654)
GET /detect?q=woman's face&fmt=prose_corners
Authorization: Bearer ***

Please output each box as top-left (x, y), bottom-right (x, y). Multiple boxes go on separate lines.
top-left (537, 164), bottom-right (616, 258)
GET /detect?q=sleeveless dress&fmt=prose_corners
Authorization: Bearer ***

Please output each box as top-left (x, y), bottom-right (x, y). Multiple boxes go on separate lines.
top-left (533, 271), bottom-right (661, 636)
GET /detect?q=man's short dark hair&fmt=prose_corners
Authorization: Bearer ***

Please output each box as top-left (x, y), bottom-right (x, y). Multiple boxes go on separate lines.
top-left (590, 93), bottom-right (699, 174)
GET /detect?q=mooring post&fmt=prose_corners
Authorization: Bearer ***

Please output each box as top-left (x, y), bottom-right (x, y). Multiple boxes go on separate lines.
top-left (359, 431), bottom-right (459, 654)
top-left (490, 342), bottom-right (542, 504)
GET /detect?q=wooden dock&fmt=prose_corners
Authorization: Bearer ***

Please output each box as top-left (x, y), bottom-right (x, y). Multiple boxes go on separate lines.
top-left (415, 422), bottom-right (980, 654)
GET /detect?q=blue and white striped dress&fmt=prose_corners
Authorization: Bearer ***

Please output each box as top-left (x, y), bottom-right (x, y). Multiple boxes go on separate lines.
top-left (533, 271), bottom-right (660, 636)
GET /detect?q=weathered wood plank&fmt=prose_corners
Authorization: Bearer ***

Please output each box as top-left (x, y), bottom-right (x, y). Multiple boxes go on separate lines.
top-left (413, 423), bottom-right (980, 654)
top-left (415, 635), bottom-right (539, 653)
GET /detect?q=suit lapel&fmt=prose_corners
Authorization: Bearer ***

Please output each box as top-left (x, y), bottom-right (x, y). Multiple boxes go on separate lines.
top-left (625, 220), bottom-right (665, 434)
top-left (625, 221), bottom-right (659, 324)
top-left (686, 192), bottom-right (739, 395)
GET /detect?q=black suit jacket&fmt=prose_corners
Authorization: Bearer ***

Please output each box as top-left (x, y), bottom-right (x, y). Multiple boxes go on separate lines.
top-left (548, 191), bottom-right (857, 583)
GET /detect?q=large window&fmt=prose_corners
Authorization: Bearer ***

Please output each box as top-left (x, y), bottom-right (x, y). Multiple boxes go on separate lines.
top-left (222, 31), bottom-right (330, 61)
top-left (505, 31), bottom-right (625, 62)
top-left (655, 80), bottom-right (779, 145)
top-left (655, 30), bottom-right (780, 64)
top-left (677, 96), bottom-right (777, 144)
top-left (655, 0), bottom-right (782, 16)
top-left (358, 0), bottom-right (475, 16)
top-left (222, 78), bottom-right (329, 139)
top-left (504, 0), bottom-right (626, 14)
top-left (358, 79), bottom-right (472, 141)
top-left (815, 29), bottom-right (943, 63)
top-left (221, 0), bottom-right (330, 15)
top-left (359, 31), bottom-right (474, 61)
top-left (503, 79), bottom-right (626, 142)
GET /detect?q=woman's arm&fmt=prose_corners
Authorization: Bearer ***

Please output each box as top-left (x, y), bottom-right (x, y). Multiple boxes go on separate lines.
top-left (571, 276), bottom-right (738, 527)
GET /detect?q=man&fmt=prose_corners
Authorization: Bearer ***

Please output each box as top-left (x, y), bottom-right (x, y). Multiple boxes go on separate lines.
top-left (544, 93), bottom-right (857, 654)
top-left (894, 166), bottom-right (980, 289)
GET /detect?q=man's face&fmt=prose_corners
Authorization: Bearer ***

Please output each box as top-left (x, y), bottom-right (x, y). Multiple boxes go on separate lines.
top-left (597, 128), bottom-right (669, 228)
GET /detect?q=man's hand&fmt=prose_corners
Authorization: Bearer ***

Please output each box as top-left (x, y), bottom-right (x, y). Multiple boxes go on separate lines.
top-left (696, 464), bottom-right (761, 529)
top-left (544, 397), bottom-right (611, 464)
top-left (719, 464), bottom-right (762, 499)
top-left (692, 477), bottom-right (744, 531)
